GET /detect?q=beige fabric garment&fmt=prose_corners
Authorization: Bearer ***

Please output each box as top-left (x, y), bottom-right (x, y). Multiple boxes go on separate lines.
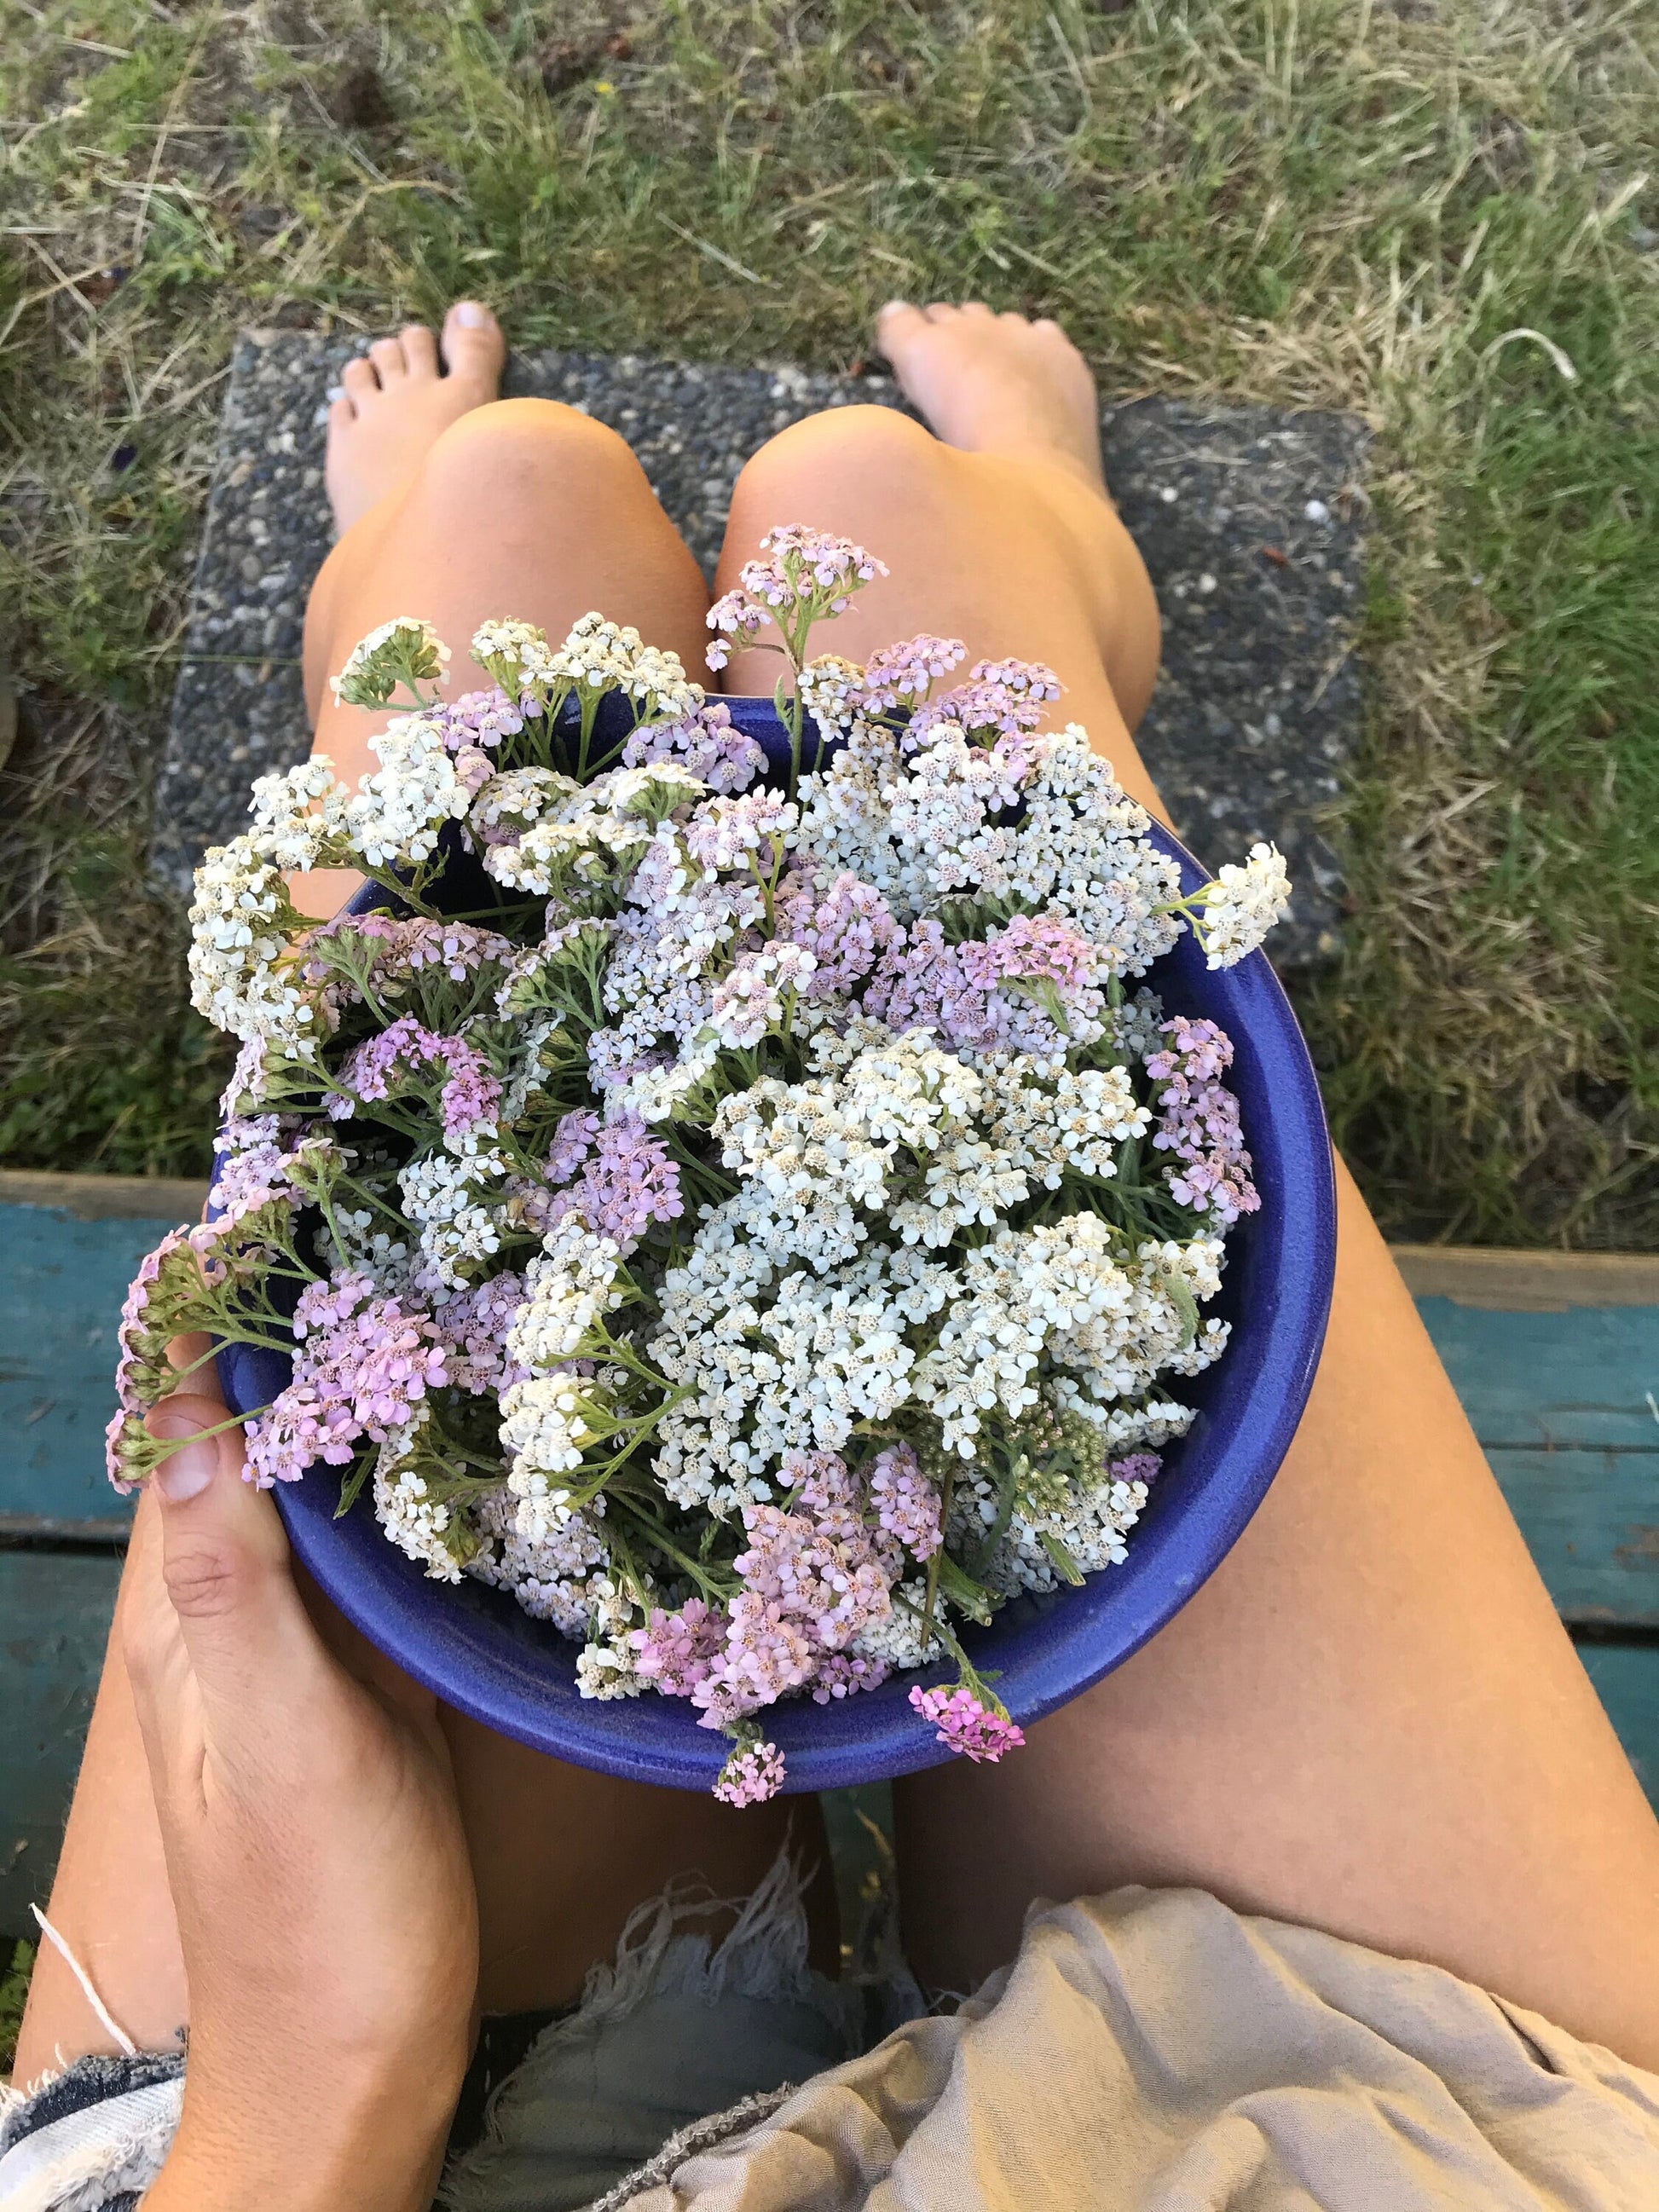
top-left (621, 1886), bottom-right (1659, 2212)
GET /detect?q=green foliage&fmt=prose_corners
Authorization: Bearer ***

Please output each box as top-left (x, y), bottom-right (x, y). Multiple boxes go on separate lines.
top-left (1, 0), bottom-right (1655, 1237)
top-left (0, 1941), bottom-right (34, 2076)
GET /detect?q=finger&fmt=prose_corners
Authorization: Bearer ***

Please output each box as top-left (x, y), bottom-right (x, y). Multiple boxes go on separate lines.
top-left (121, 1486), bottom-right (194, 1748)
top-left (145, 1391), bottom-right (335, 1750)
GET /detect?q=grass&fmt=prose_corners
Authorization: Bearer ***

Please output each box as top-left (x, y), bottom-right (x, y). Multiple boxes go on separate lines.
top-left (1, 0), bottom-right (1655, 1241)
top-left (0, 1938), bottom-right (32, 2073)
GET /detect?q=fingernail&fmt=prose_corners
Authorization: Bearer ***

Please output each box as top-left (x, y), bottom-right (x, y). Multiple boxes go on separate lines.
top-left (454, 302), bottom-right (488, 328)
top-left (150, 1414), bottom-right (219, 1503)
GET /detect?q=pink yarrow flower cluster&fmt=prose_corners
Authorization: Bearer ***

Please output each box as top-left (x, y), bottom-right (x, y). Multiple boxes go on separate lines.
top-left (245, 1272), bottom-right (448, 1487)
top-left (331, 1014), bottom-right (502, 1148)
top-left (1144, 1015), bottom-right (1260, 1224)
top-left (856, 633), bottom-right (966, 710)
top-left (628, 1452), bottom-right (901, 1776)
top-left (868, 1443), bottom-right (942, 1560)
top-left (431, 1271), bottom-right (532, 1395)
top-left (774, 870), bottom-right (902, 996)
top-left (433, 687), bottom-right (526, 752)
top-left (705, 525), bottom-right (887, 670)
top-left (909, 1684), bottom-right (1026, 1763)
top-left (713, 1736), bottom-right (787, 1806)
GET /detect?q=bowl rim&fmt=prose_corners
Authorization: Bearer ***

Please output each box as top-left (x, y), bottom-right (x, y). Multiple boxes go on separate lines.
top-left (218, 703), bottom-right (1336, 1793)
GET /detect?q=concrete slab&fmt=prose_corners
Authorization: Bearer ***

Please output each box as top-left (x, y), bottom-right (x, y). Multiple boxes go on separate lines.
top-left (159, 333), bottom-right (1367, 962)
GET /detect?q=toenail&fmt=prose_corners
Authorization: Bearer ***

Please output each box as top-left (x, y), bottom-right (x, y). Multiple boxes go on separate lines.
top-left (455, 302), bottom-right (488, 328)
top-left (879, 299), bottom-right (911, 316)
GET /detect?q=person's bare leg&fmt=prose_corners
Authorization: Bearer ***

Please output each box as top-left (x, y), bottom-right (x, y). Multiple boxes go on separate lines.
top-left (718, 303), bottom-right (1160, 794)
top-left (15, 314), bottom-right (827, 2084)
top-left (719, 300), bottom-right (1659, 2067)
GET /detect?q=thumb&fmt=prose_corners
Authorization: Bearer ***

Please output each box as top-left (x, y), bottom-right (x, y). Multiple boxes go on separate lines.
top-left (145, 1389), bottom-right (327, 1725)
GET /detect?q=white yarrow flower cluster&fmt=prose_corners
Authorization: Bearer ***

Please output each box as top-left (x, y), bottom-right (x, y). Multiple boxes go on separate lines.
top-left (1194, 842), bottom-right (1292, 968)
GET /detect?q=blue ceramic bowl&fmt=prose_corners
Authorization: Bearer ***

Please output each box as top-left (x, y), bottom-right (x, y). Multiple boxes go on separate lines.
top-left (217, 696), bottom-right (1336, 1792)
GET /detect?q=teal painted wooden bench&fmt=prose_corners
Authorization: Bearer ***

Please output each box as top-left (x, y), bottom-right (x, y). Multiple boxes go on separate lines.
top-left (2, 1174), bottom-right (1655, 1939)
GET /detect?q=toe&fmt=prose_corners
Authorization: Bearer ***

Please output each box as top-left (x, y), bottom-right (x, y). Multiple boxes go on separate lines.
top-left (327, 392), bottom-right (356, 436)
top-left (875, 300), bottom-right (929, 358)
top-left (922, 303), bottom-right (960, 323)
top-left (342, 356), bottom-right (379, 401)
top-left (401, 323), bottom-right (440, 378)
top-left (441, 301), bottom-right (506, 394)
top-left (959, 302), bottom-right (996, 319)
top-left (370, 336), bottom-right (407, 382)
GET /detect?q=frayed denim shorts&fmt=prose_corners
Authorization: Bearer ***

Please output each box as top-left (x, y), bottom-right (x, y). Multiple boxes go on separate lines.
top-left (0, 1851), bottom-right (919, 2212)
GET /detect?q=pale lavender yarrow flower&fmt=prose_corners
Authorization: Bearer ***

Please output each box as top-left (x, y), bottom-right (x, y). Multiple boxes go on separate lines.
top-left (812, 1653), bottom-right (890, 1704)
top-left (905, 656), bottom-right (1061, 747)
top-left (869, 1442), bottom-right (942, 1561)
top-left (775, 869), bottom-right (901, 996)
top-left (909, 1684), bottom-right (1026, 1763)
top-left (691, 1491), bottom-right (891, 1728)
top-left (623, 700), bottom-right (765, 794)
top-left (533, 1109), bottom-right (682, 1251)
top-left (557, 1113), bottom-right (684, 1251)
top-left (685, 788), bottom-right (796, 873)
top-left (209, 1118), bottom-right (296, 1228)
top-left (546, 1107), bottom-right (600, 1183)
top-left (1144, 1015), bottom-right (1259, 1225)
top-left (713, 1736), bottom-right (786, 1806)
top-left (1111, 1452), bottom-right (1163, 1488)
top-left (400, 920), bottom-right (517, 983)
top-left (868, 911), bottom-right (1104, 1058)
top-left (431, 1271), bottom-right (532, 1394)
top-left (435, 687), bottom-right (525, 753)
top-left (630, 1598), bottom-right (727, 1696)
top-left (333, 1015), bottom-right (502, 1148)
top-left (856, 633), bottom-right (966, 711)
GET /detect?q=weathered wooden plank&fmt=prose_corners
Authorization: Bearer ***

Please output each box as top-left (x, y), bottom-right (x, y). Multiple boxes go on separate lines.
top-left (0, 1551), bottom-right (121, 1938)
top-left (1395, 1246), bottom-right (1659, 1311)
top-left (1414, 1295), bottom-right (1659, 1453)
top-left (1487, 1449), bottom-right (1659, 1629)
top-left (0, 1170), bottom-right (206, 1223)
top-left (1577, 1643), bottom-right (1659, 1806)
top-left (0, 1204), bottom-right (170, 1533)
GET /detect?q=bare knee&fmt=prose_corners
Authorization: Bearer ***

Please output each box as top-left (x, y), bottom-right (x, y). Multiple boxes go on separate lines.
top-left (729, 404), bottom-right (943, 525)
top-left (419, 397), bottom-right (644, 505)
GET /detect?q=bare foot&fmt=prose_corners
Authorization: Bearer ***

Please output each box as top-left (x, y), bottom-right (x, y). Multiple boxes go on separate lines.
top-left (874, 301), bottom-right (1105, 494)
top-left (325, 302), bottom-right (507, 533)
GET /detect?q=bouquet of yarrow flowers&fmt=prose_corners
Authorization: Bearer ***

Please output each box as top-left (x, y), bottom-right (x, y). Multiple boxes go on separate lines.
top-left (108, 526), bottom-right (1290, 1805)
